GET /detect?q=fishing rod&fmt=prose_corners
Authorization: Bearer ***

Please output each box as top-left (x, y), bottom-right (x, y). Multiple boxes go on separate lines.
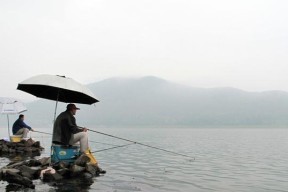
top-left (33, 127), bottom-right (193, 159)
top-left (86, 128), bottom-right (195, 159)
top-left (91, 143), bottom-right (136, 153)
top-left (89, 141), bottom-right (120, 146)
top-left (33, 130), bottom-right (52, 135)
top-left (32, 130), bottom-right (120, 146)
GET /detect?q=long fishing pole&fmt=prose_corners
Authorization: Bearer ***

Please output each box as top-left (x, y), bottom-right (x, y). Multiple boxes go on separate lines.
top-left (34, 127), bottom-right (193, 158)
top-left (32, 130), bottom-right (120, 146)
top-left (90, 140), bottom-right (120, 146)
top-left (33, 130), bottom-right (52, 135)
top-left (86, 128), bottom-right (194, 159)
top-left (91, 143), bottom-right (136, 153)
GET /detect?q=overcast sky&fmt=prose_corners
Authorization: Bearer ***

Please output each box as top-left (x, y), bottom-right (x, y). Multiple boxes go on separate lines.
top-left (1, 0), bottom-right (288, 101)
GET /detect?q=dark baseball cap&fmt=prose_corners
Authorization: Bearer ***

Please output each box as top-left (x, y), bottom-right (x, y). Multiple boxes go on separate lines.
top-left (67, 103), bottom-right (80, 110)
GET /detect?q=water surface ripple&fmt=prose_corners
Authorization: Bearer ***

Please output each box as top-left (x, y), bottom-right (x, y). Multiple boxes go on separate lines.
top-left (0, 128), bottom-right (287, 192)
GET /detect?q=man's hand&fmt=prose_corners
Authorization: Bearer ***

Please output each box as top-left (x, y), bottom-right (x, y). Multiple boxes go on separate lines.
top-left (31, 128), bottom-right (35, 131)
top-left (82, 127), bottom-right (88, 132)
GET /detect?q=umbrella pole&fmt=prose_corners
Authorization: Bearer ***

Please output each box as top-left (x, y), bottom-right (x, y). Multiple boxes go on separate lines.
top-left (53, 100), bottom-right (58, 122)
top-left (53, 90), bottom-right (60, 122)
top-left (7, 114), bottom-right (11, 138)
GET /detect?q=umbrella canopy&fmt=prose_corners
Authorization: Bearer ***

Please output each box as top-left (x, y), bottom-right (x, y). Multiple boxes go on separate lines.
top-left (0, 97), bottom-right (27, 137)
top-left (17, 74), bottom-right (99, 120)
top-left (0, 97), bottom-right (27, 114)
top-left (17, 74), bottom-right (98, 104)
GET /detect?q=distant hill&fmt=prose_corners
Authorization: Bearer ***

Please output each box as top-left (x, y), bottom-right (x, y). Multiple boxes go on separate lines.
top-left (1, 76), bottom-right (288, 128)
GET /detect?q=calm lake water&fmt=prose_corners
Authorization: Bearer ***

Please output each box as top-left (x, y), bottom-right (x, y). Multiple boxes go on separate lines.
top-left (0, 128), bottom-right (287, 192)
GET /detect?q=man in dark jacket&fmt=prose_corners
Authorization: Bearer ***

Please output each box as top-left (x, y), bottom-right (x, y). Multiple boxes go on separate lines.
top-left (52, 103), bottom-right (106, 174)
top-left (52, 103), bottom-right (88, 152)
top-left (12, 114), bottom-right (34, 138)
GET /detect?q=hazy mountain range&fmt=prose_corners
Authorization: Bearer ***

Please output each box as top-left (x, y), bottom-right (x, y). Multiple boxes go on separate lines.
top-left (2, 76), bottom-right (288, 128)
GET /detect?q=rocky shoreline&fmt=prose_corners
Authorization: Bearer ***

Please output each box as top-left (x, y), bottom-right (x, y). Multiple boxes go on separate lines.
top-left (0, 139), bottom-right (105, 190)
top-left (0, 139), bottom-right (44, 156)
top-left (1, 155), bottom-right (105, 190)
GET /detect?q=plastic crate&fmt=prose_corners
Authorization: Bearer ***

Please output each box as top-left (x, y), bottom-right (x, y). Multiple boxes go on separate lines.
top-left (51, 144), bottom-right (80, 163)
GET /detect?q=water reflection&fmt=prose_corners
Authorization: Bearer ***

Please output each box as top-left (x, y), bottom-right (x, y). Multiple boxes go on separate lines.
top-left (47, 178), bottom-right (93, 192)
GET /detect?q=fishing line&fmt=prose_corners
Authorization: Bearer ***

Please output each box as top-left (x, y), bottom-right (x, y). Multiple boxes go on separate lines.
top-left (85, 128), bottom-right (195, 160)
top-left (91, 143), bottom-right (136, 153)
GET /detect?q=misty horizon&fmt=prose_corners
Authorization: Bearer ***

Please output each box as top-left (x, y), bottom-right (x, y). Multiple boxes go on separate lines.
top-left (1, 76), bottom-right (287, 128)
top-left (1, 1), bottom-right (288, 101)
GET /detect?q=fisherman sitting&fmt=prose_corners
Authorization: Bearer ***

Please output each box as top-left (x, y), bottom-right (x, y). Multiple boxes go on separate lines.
top-left (12, 114), bottom-right (34, 139)
top-left (52, 104), bottom-right (89, 151)
top-left (52, 103), bottom-right (106, 174)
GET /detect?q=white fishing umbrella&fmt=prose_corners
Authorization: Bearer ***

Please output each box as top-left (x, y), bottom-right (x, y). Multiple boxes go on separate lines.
top-left (0, 97), bottom-right (27, 137)
top-left (17, 74), bottom-right (99, 120)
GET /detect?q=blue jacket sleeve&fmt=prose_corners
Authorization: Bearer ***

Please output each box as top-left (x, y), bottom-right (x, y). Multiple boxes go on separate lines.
top-left (20, 121), bottom-right (32, 130)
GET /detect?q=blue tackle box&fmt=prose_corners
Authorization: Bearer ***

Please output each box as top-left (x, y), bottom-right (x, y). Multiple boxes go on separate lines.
top-left (51, 144), bottom-right (80, 163)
